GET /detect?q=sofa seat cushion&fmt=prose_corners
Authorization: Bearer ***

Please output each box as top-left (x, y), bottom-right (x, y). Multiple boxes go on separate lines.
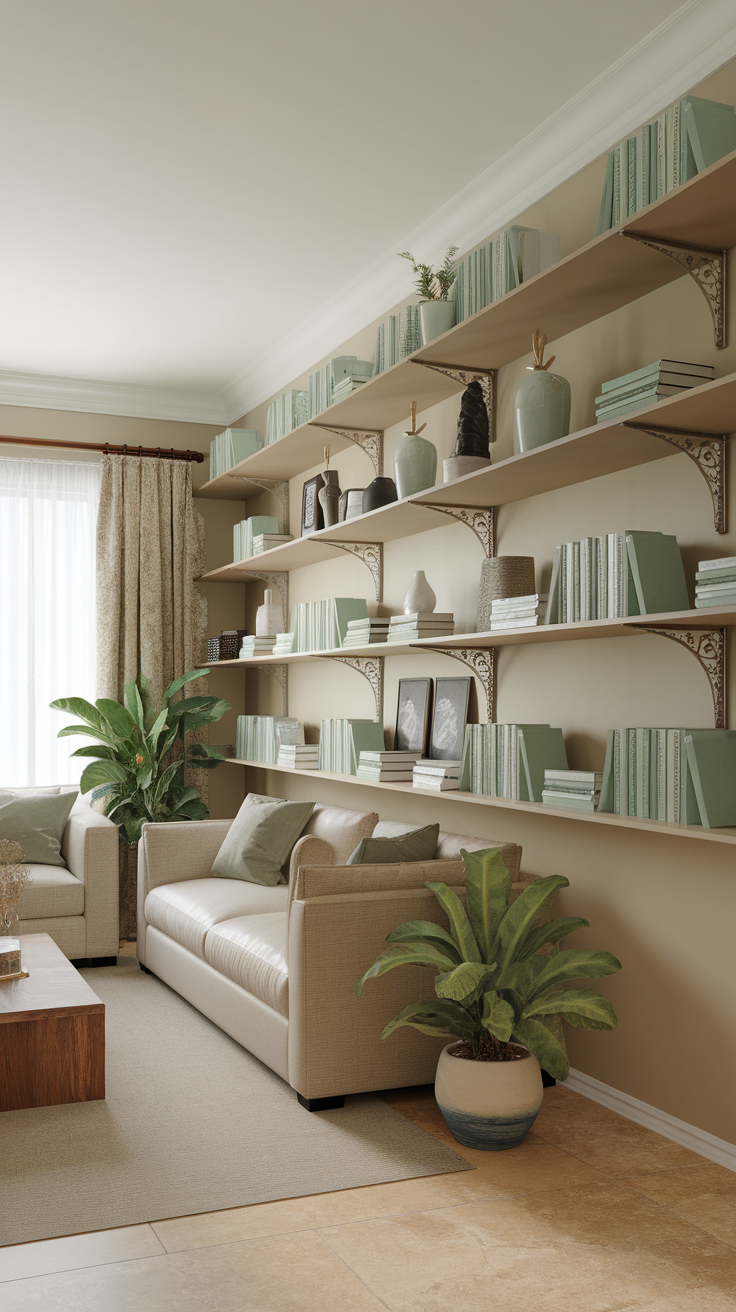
top-left (16, 865), bottom-right (84, 920)
top-left (144, 879), bottom-right (289, 959)
top-left (204, 912), bottom-right (289, 1017)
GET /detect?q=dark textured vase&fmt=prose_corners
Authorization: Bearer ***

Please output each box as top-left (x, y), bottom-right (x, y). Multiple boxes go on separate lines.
top-left (362, 477), bottom-right (398, 513)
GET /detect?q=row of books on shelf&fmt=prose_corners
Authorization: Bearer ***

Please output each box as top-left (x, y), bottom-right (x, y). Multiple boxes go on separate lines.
top-left (308, 356), bottom-right (374, 419)
top-left (265, 389), bottom-right (309, 444)
top-left (596, 94), bottom-right (736, 234)
top-left (233, 515), bottom-right (291, 561)
top-left (291, 598), bottom-right (368, 653)
top-left (234, 716), bottom-right (304, 765)
top-left (356, 752), bottom-right (461, 791)
top-left (598, 727), bottom-right (736, 829)
top-left (451, 226), bottom-right (560, 325)
top-left (545, 530), bottom-right (688, 625)
top-left (595, 359), bottom-right (714, 424)
top-left (460, 723), bottom-right (567, 801)
top-left (209, 428), bottom-right (262, 480)
top-left (373, 305), bottom-right (422, 375)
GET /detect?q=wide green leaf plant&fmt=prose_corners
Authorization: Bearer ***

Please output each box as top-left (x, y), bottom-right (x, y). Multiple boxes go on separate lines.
top-left (50, 670), bottom-right (229, 844)
top-left (356, 848), bottom-right (621, 1080)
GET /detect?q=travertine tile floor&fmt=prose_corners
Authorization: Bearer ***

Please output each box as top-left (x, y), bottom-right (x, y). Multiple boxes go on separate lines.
top-left (3, 1081), bottom-right (736, 1310)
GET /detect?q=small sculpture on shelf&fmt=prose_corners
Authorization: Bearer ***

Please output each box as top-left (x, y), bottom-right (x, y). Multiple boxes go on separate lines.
top-left (394, 402), bottom-right (438, 499)
top-left (444, 381), bottom-right (492, 483)
top-left (318, 446), bottom-right (341, 527)
top-left (513, 330), bottom-right (571, 454)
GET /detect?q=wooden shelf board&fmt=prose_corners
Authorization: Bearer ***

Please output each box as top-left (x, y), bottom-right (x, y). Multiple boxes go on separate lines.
top-left (225, 758), bottom-right (736, 847)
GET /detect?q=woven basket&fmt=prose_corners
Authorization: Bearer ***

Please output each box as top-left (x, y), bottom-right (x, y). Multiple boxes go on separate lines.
top-left (476, 556), bottom-right (535, 631)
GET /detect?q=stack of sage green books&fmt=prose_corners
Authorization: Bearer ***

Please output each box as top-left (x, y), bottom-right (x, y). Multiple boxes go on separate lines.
top-left (695, 556), bottom-right (736, 609)
top-left (452, 226), bottom-right (560, 325)
top-left (546, 529), bottom-right (688, 623)
top-left (595, 360), bottom-right (713, 423)
top-left (210, 428), bottom-right (262, 479)
top-left (460, 724), bottom-right (568, 802)
top-left (235, 716), bottom-right (304, 764)
top-left (598, 727), bottom-right (736, 826)
top-left (542, 770), bottom-right (602, 812)
top-left (291, 598), bottom-right (369, 653)
top-left (318, 720), bottom-right (386, 776)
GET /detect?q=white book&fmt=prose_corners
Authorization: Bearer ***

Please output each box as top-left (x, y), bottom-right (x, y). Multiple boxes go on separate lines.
top-left (490, 616), bottom-right (539, 629)
top-left (699, 557), bottom-right (736, 572)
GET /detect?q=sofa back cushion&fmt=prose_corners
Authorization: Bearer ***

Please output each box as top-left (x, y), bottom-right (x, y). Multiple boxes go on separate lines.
top-left (211, 796), bottom-right (314, 886)
top-left (0, 789), bottom-right (78, 867)
top-left (346, 823), bottom-right (439, 866)
top-left (303, 803), bottom-right (378, 866)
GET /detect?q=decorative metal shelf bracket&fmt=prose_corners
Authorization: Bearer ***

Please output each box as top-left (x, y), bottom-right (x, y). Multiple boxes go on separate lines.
top-left (259, 664), bottom-right (289, 717)
top-left (309, 424), bottom-right (384, 478)
top-left (234, 477), bottom-right (290, 532)
top-left (324, 655), bottom-right (384, 723)
top-left (425, 646), bottom-right (496, 723)
top-left (622, 423), bottom-right (727, 534)
top-left (633, 625), bottom-right (726, 728)
top-left (620, 231), bottom-right (726, 349)
top-left (248, 571), bottom-right (289, 634)
top-left (412, 503), bottom-right (496, 558)
top-left (314, 540), bottom-right (383, 601)
top-left (411, 362), bottom-right (496, 441)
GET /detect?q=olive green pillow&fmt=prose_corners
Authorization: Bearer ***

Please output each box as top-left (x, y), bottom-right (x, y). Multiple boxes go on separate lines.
top-left (211, 796), bottom-right (314, 886)
top-left (0, 790), bottom-right (78, 867)
top-left (346, 823), bottom-right (439, 866)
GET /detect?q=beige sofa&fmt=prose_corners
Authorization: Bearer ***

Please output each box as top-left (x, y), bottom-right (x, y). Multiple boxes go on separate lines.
top-left (137, 799), bottom-right (526, 1109)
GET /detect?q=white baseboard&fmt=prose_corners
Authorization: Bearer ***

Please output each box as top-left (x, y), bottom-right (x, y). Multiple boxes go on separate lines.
top-left (562, 1068), bottom-right (736, 1174)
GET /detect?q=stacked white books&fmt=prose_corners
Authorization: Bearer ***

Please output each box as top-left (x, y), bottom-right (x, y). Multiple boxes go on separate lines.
top-left (342, 617), bottom-right (391, 648)
top-left (273, 633), bottom-right (295, 656)
top-left (332, 374), bottom-right (371, 404)
top-left (388, 612), bottom-right (454, 642)
top-left (357, 751), bottom-right (420, 782)
top-left (490, 594), bottom-right (548, 630)
top-left (695, 557), bottom-right (736, 609)
top-left (252, 533), bottom-right (292, 555)
top-left (277, 744), bottom-right (319, 771)
top-left (236, 717), bottom-right (304, 764)
top-left (238, 636), bottom-right (276, 658)
top-left (413, 759), bottom-right (461, 791)
top-left (542, 770), bottom-right (602, 812)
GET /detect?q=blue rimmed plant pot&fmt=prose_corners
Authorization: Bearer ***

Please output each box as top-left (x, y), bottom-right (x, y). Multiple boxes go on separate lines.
top-left (434, 1041), bottom-right (543, 1151)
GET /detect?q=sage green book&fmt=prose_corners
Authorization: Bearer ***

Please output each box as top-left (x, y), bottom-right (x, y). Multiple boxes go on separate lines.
top-left (684, 734), bottom-right (736, 828)
top-left (683, 96), bottom-right (736, 174)
top-left (598, 730), bottom-right (615, 812)
top-left (348, 721), bottom-right (386, 775)
top-left (518, 727), bottom-right (568, 803)
top-left (625, 532), bottom-right (689, 614)
top-left (333, 598), bottom-right (369, 647)
top-left (596, 152), bottom-right (614, 236)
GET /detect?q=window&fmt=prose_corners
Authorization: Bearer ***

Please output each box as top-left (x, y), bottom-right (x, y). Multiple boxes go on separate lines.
top-left (0, 456), bottom-right (101, 786)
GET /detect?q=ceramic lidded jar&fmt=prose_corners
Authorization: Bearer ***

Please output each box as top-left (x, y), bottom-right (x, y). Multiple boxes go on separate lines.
top-left (394, 402), bottom-right (437, 499)
top-left (435, 1041), bottom-right (543, 1151)
top-left (513, 330), bottom-right (571, 454)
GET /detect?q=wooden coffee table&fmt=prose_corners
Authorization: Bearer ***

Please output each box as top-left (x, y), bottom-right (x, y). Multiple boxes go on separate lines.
top-left (0, 933), bottom-right (105, 1112)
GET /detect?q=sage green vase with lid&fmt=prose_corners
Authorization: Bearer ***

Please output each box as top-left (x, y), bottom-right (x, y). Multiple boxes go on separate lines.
top-left (513, 330), bottom-right (571, 455)
top-left (394, 401), bottom-right (437, 499)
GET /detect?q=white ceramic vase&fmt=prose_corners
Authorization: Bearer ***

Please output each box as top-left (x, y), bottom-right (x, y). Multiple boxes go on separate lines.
top-left (255, 588), bottom-right (284, 636)
top-left (434, 1041), bottom-right (543, 1151)
top-left (403, 571), bottom-right (436, 615)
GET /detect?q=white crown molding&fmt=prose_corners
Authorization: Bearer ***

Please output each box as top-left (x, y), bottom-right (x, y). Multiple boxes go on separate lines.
top-left (223, 0), bottom-right (736, 424)
top-left (0, 369), bottom-right (228, 427)
top-left (563, 1067), bottom-right (736, 1172)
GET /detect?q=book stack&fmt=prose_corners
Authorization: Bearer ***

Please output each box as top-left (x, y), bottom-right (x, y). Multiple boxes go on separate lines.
top-left (542, 770), bottom-right (603, 812)
top-left (342, 617), bottom-right (391, 648)
top-left (597, 95), bottom-right (736, 234)
top-left (452, 227), bottom-right (560, 325)
top-left (291, 598), bottom-right (369, 653)
top-left (357, 751), bottom-right (420, 783)
top-left (490, 594), bottom-right (547, 631)
top-left (233, 516), bottom-right (281, 562)
top-left (209, 428), bottom-right (262, 479)
top-left (387, 612), bottom-right (454, 643)
top-left (373, 305), bottom-right (422, 376)
top-left (461, 724), bottom-right (568, 801)
top-left (265, 390), bottom-right (309, 444)
top-left (413, 759), bottom-right (461, 791)
top-left (273, 632), bottom-right (295, 656)
top-left (318, 719), bottom-right (386, 776)
top-left (596, 360), bottom-right (714, 423)
top-left (252, 532), bottom-right (293, 555)
top-left (695, 557), bottom-right (736, 609)
top-left (598, 727), bottom-right (736, 824)
top-left (546, 530), bottom-right (688, 623)
top-left (235, 716), bottom-right (304, 765)
top-left (238, 635), bottom-right (276, 658)
top-left (277, 744), bottom-right (319, 771)
top-left (308, 357), bottom-right (374, 418)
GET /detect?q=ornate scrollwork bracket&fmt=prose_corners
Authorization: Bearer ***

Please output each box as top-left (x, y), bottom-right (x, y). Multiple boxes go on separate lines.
top-left (620, 231), bottom-right (726, 349)
top-left (259, 664), bottom-right (289, 717)
top-left (313, 540), bottom-right (383, 601)
top-left (411, 362), bottom-right (496, 441)
top-left (411, 503), bottom-right (495, 558)
top-left (230, 477), bottom-right (290, 532)
top-left (621, 423), bottom-right (727, 534)
top-left (309, 424), bottom-right (384, 478)
top-left (633, 626), bottom-right (726, 728)
top-left (248, 571), bottom-right (289, 634)
top-left (424, 646), bottom-right (496, 723)
top-left (324, 655), bottom-right (384, 723)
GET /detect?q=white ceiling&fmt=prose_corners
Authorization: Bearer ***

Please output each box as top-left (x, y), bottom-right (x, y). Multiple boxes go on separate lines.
top-left (0, 0), bottom-right (729, 420)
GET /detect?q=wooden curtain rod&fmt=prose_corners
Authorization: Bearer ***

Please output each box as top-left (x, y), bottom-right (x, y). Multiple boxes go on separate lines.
top-left (0, 433), bottom-right (204, 462)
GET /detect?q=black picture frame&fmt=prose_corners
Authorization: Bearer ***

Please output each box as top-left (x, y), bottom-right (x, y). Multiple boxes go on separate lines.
top-left (301, 475), bottom-right (324, 537)
top-left (429, 677), bottom-right (471, 761)
top-left (394, 678), bottom-right (433, 755)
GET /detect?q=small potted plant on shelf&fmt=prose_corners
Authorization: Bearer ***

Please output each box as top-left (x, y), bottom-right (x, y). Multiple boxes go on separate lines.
top-left (357, 847), bottom-right (621, 1150)
top-left (400, 246), bottom-right (458, 345)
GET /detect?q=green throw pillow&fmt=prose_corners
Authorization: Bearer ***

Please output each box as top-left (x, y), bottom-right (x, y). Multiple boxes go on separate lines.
top-left (211, 796), bottom-right (315, 886)
top-left (0, 790), bottom-right (78, 867)
top-left (346, 823), bottom-right (439, 866)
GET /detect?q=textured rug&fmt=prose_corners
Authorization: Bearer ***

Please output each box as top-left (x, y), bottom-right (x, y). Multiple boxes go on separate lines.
top-left (0, 961), bottom-right (471, 1246)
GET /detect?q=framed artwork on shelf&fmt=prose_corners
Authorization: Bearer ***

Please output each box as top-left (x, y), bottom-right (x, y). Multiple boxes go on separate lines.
top-left (430, 677), bottom-right (471, 760)
top-left (301, 475), bottom-right (324, 537)
top-left (394, 678), bottom-right (433, 755)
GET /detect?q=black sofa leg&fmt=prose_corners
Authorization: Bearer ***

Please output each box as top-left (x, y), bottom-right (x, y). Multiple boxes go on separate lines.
top-left (541, 1070), bottom-right (556, 1088)
top-left (70, 956), bottom-right (118, 968)
top-left (139, 963), bottom-right (153, 974)
top-left (297, 1093), bottom-right (345, 1111)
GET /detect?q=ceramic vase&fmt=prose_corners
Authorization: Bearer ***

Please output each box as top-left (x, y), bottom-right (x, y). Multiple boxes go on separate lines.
top-left (255, 588), bottom-right (284, 636)
top-left (403, 570), bottom-right (436, 615)
top-left (419, 300), bottom-right (456, 345)
top-left (434, 1042), bottom-right (543, 1151)
top-left (394, 430), bottom-right (437, 499)
top-left (318, 469), bottom-right (341, 527)
top-left (513, 368), bottom-right (571, 454)
top-left (362, 477), bottom-right (398, 513)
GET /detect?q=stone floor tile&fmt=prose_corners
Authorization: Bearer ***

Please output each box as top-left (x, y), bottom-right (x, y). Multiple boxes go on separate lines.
top-left (625, 1164), bottom-right (736, 1246)
top-left (533, 1087), bottom-right (701, 1175)
top-left (0, 1224), bottom-right (164, 1283)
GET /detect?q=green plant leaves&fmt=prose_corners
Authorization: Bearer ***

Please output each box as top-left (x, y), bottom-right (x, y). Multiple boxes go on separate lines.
top-left (124, 680), bottom-right (146, 731)
top-left (491, 875), bottom-right (570, 971)
top-left (425, 881), bottom-right (481, 963)
top-left (381, 999), bottom-right (474, 1041)
top-left (525, 948), bottom-right (622, 1002)
top-left (163, 670), bottom-right (209, 703)
top-left (49, 697), bottom-right (106, 731)
top-left (79, 759), bottom-right (130, 794)
top-left (522, 987), bottom-right (618, 1031)
top-left (516, 916), bottom-right (589, 961)
top-left (435, 961), bottom-right (497, 1005)
top-left (461, 847), bottom-right (511, 963)
top-left (385, 920), bottom-right (462, 961)
top-left (512, 1017), bottom-right (570, 1081)
top-left (96, 698), bottom-right (138, 740)
top-left (355, 942), bottom-right (458, 997)
top-left (481, 990), bottom-right (515, 1043)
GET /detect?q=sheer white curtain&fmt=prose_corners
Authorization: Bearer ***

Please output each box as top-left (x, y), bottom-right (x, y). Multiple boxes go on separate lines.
top-left (0, 456), bottom-right (101, 786)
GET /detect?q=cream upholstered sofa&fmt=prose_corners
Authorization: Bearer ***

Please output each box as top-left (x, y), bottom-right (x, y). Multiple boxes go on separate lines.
top-left (137, 799), bottom-right (527, 1109)
top-left (13, 788), bottom-right (120, 963)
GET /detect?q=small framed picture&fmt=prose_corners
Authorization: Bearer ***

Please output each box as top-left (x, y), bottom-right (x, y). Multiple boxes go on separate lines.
top-left (394, 678), bottom-right (433, 754)
top-left (430, 677), bottom-right (471, 760)
top-left (301, 475), bottom-right (324, 537)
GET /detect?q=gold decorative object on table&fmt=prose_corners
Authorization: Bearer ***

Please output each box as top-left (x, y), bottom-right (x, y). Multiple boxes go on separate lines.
top-left (0, 839), bottom-right (31, 979)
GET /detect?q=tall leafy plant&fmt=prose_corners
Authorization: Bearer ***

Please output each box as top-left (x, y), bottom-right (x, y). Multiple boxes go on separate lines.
top-left (356, 848), bottom-right (621, 1079)
top-left (50, 670), bottom-right (229, 843)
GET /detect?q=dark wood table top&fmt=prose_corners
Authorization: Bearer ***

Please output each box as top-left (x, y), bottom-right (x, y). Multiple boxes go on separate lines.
top-left (0, 934), bottom-right (104, 1023)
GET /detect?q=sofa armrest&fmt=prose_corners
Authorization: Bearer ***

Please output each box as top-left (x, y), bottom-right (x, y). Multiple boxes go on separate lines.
top-left (288, 833), bottom-right (334, 884)
top-left (62, 801), bottom-right (119, 957)
top-left (137, 819), bottom-right (233, 965)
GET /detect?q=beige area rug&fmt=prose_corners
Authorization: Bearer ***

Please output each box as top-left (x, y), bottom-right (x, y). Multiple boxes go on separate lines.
top-left (0, 962), bottom-right (471, 1246)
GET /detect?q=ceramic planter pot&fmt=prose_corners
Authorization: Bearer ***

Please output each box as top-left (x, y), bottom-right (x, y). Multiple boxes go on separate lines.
top-left (435, 1041), bottom-right (543, 1151)
top-left (419, 300), bottom-right (455, 346)
top-left (513, 368), bottom-right (571, 454)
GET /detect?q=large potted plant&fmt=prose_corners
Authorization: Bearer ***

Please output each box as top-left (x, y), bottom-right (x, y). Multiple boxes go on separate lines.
top-left (400, 246), bottom-right (458, 345)
top-left (357, 847), bottom-right (621, 1150)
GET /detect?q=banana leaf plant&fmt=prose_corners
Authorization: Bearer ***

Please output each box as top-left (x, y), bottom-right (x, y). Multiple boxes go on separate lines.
top-left (50, 670), bottom-right (229, 844)
top-left (356, 847), bottom-right (621, 1080)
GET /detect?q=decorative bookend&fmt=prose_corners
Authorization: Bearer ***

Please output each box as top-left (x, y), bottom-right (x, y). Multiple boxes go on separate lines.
top-left (444, 381), bottom-right (492, 483)
top-left (513, 330), bottom-right (571, 454)
top-left (477, 556), bottom-right (535, 631)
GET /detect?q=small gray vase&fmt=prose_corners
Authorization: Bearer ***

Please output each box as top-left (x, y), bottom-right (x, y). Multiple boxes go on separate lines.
top-left (318, 469), bottom-right (341, 527)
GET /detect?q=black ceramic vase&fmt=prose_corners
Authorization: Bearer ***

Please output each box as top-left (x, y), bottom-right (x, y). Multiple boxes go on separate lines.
top-left (362, 477), bottom-right (398, 513)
